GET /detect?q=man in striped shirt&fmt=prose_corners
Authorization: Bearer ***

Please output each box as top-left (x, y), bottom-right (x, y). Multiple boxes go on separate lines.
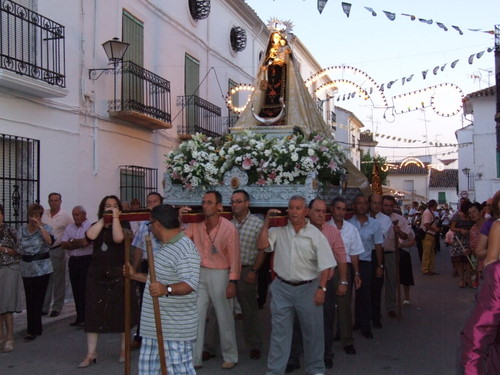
top-left (126, 205), bottom-right (201, 375)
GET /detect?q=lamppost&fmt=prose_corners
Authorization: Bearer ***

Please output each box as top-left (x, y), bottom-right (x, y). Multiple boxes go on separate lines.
top-left (462, 167), bottom-right (471, 190)
top-left (88, 38), bottom-right (129, 105)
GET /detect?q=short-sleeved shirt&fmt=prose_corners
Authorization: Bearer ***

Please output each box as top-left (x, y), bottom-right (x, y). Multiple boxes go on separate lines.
top-left (347, 215), bottom-right (383, 261)
top-left (320, 223), bottom-right (346, 264)
top-left (420, 209), bottom-right (436, 235)
top-left (327, 219), bottom-right (364, 263)
top-left (132, 221), bottom-right (162, 260)
top-left (384, 212), bottom-right (411, 251)
top-left (17, 224), bottom-right (54, 277)
top-left (232, 212), bottom-right (263, 266)
top-left (480, 219), bottom-right (494, 236)
top-left (266, 220), bottom-right (336, 282)
top-left (140, 233), bottom-right (201, 341)
top-left (42, 209), bottom-right (73, 247)
top-left (184, 217), bottom-right (241, 280)
top-left (61, 219), bottom-right (93, 257)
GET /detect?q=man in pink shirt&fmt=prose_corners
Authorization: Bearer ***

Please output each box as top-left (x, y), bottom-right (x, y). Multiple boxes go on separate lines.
top-left (182, 191), bottom-right (241, 370)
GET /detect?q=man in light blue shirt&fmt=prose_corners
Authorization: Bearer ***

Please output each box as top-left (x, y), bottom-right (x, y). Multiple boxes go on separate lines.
top-left (348, 194), bottom-right (383, 339)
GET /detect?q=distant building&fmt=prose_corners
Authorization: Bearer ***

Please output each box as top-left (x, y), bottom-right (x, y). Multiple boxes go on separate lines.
top-left (428, 169), bottom-right (459, 209)
top-left (459, 86), bottom-right (500, 201)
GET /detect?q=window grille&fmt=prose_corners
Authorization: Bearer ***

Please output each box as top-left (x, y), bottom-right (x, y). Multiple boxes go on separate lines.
top-left (119, 165), bottom-right (158, 207)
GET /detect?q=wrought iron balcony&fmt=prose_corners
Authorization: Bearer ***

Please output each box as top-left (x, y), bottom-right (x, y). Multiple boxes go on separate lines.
top-left (108, 61), bottom-right (171, 130)
top-left (176, 95), bottom-right (226, 138)
top-left (0, 1), bottom-right (65, 87)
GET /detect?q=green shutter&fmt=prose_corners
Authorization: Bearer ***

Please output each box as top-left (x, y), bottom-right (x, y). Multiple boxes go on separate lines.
top-left (438, 192), bottom-right (446, 204)
top-left (122, 10), bottom-right (143, 66)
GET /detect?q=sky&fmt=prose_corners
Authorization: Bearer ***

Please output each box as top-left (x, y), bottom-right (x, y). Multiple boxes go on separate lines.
top-left (244, 0), bottom-right (499, 161)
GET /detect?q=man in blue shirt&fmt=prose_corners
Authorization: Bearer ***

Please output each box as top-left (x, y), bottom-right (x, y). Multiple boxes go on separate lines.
top-left (348, 194), bottom-right (384, 339)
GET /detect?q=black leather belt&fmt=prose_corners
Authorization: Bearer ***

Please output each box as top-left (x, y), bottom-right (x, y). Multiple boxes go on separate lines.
top-left (276, 275), bottom-right (313, 286)
top-left (22, 252), bottom-right (50, 262)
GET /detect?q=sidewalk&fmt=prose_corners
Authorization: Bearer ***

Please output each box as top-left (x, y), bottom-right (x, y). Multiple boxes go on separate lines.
top-left (13, 300), bottom-right (76, 335)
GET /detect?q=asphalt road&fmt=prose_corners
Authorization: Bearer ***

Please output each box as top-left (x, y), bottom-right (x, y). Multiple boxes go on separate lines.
top-left (3, 241), bottom-right (475, 375)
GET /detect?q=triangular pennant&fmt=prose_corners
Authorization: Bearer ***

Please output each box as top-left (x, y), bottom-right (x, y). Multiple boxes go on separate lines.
top-left (401, 77), bottom-right (406, 86)
top-left (342, 2), bottom-right (351, 18)
top-left (436, 22), bottom-right (448, 31)
top-left (383, 10), bottom-right (396, 21)
top-left (387, 80), bottom-right (397, 89)
top-left (364, 6), bottom-right (377, 16)
top-left (401, 13), bottom-right (416, 21)
top-left (433, 66), bottom-right (439, 75)
top-left (406, 74), bottom-right (414, 82)
top-left (483, 30), bottom-right (495, 35)
top-left (380, 83), bottom-right (385, 91)
top-left (468, 29), bottom-right (481, 32)
top-left (488, 47), bottom-right (494, 53)
top-left (476, 51), bottom-right (485, 59)
top-left (422, 70), bottom-right (428, 79)
top-left (419, 18), bottom-right (433, 25)
top-left (440, 64), bottom-right (447, 71)
top-left (317, 0), bottom-right (328, 14)
top-left (451, 59), bottom-right (459, 68)
top-left (452, 25), bottom-right (463, 35)
top-left (468, 54), bottom-right (474, 64)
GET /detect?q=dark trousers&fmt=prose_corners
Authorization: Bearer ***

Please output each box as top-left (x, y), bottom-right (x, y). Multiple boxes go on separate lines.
top-left (371, 250), bottom-right (384, 325)
top-left (135, 259), bottom-right (149, 340)
top-left (68, 255), bottom-right (91, 323)
top-left (355, 261), bottom-right (372, 332)
top-left (323, 276), bottom-right (337, 361)
top-left (257, 253), bottom-right (270, 309)
top-left (23, 273), bottom-right (51, 336)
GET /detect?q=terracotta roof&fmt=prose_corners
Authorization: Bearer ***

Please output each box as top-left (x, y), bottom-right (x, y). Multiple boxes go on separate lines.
top-left (429, 169), bottom-right (458, 188)
top-left (388, 165), bottom-right (428, 175)
top-left (465, 86), bottom-right (496, 99)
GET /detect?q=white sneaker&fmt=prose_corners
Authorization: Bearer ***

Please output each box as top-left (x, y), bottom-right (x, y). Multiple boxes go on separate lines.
top-left (403, 300), bottom-right (410, 305)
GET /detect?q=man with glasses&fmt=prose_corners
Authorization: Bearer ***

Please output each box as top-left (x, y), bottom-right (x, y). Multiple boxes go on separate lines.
top-left (181, 191), bottom-right (241, 370)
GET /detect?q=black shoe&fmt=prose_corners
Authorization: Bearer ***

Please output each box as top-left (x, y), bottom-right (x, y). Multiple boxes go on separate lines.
top-left (362, 330), bottom-right (374, 339)
top-left (70, 321), bottom-right (84, 326)
top-left (324, 358), bottom-right (333, 369)
top-left (344, 345), bottom-right (356, 355)
top-left (41, 311), bottom-right (48, 316)
top-left (49, 311), bottom-right (60, 318)
top-left (285, 363), bottom-right (300, 373)
top-left (373, 320), bottom-right (382, 329)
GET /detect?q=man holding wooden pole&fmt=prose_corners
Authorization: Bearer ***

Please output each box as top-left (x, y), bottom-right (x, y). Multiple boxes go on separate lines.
top-left (126, 205), bottom-right (201, 374)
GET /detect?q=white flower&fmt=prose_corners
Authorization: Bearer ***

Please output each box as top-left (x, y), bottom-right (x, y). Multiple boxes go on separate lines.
top-left (291, 153), bottom-right (298, 162)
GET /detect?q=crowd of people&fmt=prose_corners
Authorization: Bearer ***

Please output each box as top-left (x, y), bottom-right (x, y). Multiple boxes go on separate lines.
top-left (0, 189), bottom-right (499, 374)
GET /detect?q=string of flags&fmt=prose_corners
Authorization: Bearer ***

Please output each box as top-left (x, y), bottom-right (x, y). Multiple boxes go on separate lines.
top-left (317, 1), bottom-right (495, 36)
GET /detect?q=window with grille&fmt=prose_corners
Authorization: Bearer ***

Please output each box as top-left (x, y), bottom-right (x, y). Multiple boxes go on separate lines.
top-left (0, 133), bottom-right (40, 227)
top-left (119, 165), bottom-right (158, 207)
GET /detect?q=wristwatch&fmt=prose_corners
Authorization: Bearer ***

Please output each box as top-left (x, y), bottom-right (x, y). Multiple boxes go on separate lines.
top-left (166, 285), bottom-right (173, 297)
top-left (318, 286), bottom-right (327, 292)
top-left (339, 281), bottom-right (349, 286)
top-left (378, 264), bottom-right (385, 269)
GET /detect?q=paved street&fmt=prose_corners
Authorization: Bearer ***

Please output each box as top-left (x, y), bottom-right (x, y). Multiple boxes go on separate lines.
top-left (4, 241), bottom-right (475, 375)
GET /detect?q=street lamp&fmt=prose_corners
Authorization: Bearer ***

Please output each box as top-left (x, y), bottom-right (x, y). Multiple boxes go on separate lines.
top-left (88, 38), bottom-right (129, 105)
top-left (462, 167), bottom-right (470, 190)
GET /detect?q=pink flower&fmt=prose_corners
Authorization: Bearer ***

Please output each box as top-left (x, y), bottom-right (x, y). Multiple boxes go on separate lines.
top-left (329, 160), bottom-right (337, 171)
top-left (242, 157), bottom-right (253, 170)
top-left (256, 176), bottom-right (266, 186)
top-left (269, 172), bottom-right (277, 180)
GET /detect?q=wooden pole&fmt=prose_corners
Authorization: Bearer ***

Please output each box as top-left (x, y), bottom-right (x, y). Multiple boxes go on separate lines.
top-left (145, 235), bottom-right (168, 375)
top-left (124, 233), bottom-right (131, 375)
top-left (393, 222), bottom-right (402, 321)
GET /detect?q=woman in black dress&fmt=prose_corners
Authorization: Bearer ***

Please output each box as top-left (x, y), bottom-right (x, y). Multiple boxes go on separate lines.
top-left (78, 195), bottom-right (138, 368)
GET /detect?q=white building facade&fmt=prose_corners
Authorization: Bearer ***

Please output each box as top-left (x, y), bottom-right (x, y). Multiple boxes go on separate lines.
top-left (0, 0), bottom-right (332, 224)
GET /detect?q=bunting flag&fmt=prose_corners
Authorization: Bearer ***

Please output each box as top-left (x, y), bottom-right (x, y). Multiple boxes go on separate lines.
top-left (451, 59), bottom-right (459, 68)
top-left (318, 0), bottom-right (328, 14)
top-left (371, 132), bottom-right (461, 147)
top-left (342, 2), bottom-right (351, 17)
top-left (468, 54), bottom-right (475, 64)
top-left (422, 70), bottom-right (428, 80)
top-left (364, 7), bottom-right (376, 16)
top-left (383, 10), bottom-right (396, 21)
top-left (339, 3), bottom-right (493, 35)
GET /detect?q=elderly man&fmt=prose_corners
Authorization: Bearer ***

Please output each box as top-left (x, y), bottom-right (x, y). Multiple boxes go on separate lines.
top-left (258, 195), bottom-right (336, 375)
top-left (61, 206), bottom-right (92, 326)
top-left (381, 195), bottom-right (411, 317)
top-left (42, 192), bottom-right (73, 317)
top-left (182, 191), bottom-right (241, 370)
top-left (348, 194), bottom-right (383, 339)
top-left (126, 205), bottom-right (201, 374)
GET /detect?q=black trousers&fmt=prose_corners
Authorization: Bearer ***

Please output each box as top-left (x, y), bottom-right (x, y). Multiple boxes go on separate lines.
top-left (371, 250), bottom-right (384, 325)
top-left (23, 274), bottom-right (51, 336)
top-left (134, 259), bottom-right (149, 340)
top-left (68, 255), bottom-right (92, 323)
top-left (355, 261), bottom-right (372, 332)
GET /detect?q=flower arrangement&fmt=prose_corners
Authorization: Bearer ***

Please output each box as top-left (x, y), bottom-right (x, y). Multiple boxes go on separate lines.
top-left (165, 130), bottom-right (347, 190)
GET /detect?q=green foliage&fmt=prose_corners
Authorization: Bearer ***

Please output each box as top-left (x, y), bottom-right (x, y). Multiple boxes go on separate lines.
top-left (360, 152), bottom-right (388, 185)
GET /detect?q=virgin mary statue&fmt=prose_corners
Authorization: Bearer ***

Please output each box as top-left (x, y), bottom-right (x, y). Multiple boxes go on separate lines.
top-left (234, 21), bottom-right (331, 138)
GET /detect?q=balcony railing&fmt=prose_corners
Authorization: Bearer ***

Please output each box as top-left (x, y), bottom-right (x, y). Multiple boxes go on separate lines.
top-left (0, 1), bottom-right (65, 87)
top-left (108, 61), bottom-right (171, 129)
top-left (176, 95), bottom-right (225, 137)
